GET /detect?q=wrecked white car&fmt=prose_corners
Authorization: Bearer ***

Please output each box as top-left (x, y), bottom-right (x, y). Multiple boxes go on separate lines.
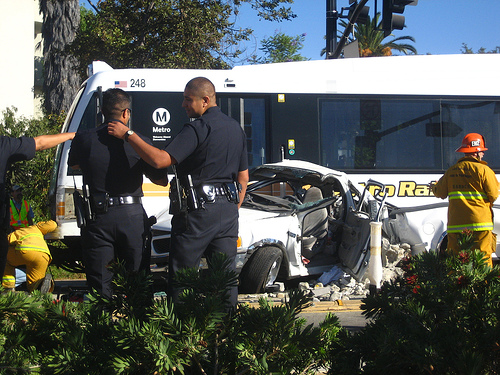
top-left (152, 160), bottom-right (418, 293)
top-left (235, 160), bottom-right (386, 294)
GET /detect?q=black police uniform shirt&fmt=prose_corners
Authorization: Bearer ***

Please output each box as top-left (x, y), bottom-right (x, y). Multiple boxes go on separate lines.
top-left (0, 137), bottom-right (36, 222)
top-left (165, 106), bottom-right (248, 187)
top-left (68, 124), bottom-right (165, 196)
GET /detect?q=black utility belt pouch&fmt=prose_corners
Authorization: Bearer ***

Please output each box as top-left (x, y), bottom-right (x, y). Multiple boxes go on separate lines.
top-left (169, 177), bottom-right (188, 215)
top-left (223, 182), bottom-right (240, 204)
top-left (91, 192), bottom-right (109, 214)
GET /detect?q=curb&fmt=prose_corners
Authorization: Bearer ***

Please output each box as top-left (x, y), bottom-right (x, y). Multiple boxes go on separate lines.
top-left (237, 296), bottom-right (363, 312)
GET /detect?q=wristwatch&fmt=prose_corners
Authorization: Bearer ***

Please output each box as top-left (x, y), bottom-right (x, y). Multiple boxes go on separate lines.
top-left (124, 129), bottom-right (134, 142)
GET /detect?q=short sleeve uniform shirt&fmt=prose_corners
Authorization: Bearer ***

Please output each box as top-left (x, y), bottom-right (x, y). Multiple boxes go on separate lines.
top-left (165, 106), bottom-right (248, 186)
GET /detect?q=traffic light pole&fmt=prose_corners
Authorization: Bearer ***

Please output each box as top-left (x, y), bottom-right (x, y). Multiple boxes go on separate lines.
top-left (332, 0), bottom-right (370, 59)
top-left (326, 0), bottom-right (370, 59)
top-left (326, 0), bottom-right (338, 59)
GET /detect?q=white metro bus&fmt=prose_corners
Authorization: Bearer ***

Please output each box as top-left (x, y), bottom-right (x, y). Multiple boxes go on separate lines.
top-left (48, 54), bottom-right (500, 266)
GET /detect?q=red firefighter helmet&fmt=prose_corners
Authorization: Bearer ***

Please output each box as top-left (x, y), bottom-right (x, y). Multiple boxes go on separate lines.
top-left (455, 133), bottom-right (488, 153)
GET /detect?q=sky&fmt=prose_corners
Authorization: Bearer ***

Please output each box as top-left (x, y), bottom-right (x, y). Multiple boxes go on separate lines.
top-left (235, 0), bottom-right (500, 62)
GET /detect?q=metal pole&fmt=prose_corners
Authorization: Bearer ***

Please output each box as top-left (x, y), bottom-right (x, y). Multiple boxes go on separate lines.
top-left (326, 0), bottom-right (337, 59)
top-left (332, 0), bottom-right (369, 59)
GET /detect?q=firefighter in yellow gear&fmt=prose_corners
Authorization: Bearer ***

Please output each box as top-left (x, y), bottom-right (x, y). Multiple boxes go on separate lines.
top-left (1, 220), bottom-right (57, 292)
top-left (432, 133), bottom-right (499, 266)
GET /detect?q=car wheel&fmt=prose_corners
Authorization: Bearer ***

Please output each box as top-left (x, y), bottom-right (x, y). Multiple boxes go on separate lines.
top-left (239, 246), bottom-right (283, 294)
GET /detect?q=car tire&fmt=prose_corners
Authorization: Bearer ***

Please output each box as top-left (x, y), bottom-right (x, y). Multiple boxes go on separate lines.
top-left (239, 246), bottom-right (283, 294)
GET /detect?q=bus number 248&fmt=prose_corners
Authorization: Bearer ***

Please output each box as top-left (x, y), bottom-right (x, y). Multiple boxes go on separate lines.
top-left (130, 79), bottom-right (146, 88)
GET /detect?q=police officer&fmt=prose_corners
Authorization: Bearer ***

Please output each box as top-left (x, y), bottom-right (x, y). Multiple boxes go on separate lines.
top-left (68, 88), bottom-right (167, 298)
top-left (1, 132), bottom-right (75, 287)
top-left (107, 77), bottom-right (249, 306)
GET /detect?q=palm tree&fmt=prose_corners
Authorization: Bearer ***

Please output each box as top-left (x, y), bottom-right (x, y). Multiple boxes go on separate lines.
top-left (323, 13), bottom-right (417, 57)
top-left (40, 0), bottom-right (81, 114)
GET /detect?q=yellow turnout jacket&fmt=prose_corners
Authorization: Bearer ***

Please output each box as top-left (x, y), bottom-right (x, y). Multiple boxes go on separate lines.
top-left (433, 156), bottom-right (499, 233)
top-left (7, 220), bottom-right (57, 260)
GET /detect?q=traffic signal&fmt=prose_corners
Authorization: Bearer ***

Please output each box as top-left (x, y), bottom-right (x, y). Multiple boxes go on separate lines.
top-left (347, 0), bottom-right (370, 25)
top-left (382, 0), bottom-right (418, 36)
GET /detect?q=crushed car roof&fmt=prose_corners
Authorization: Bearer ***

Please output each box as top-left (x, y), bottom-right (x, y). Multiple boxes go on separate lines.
top-left (250, 160), bottom-right (350, 188)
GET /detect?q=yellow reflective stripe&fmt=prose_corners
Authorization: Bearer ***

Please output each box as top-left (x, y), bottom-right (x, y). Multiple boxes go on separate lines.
top-left (14, 233), bottom-right (51, 257)
top-left (448, 191), bottom-right (488, 200)
top-left (16, 245), bottom-right (50, 253)
top-left (2, 275), bottom-right (15, 283)
top-left (447, 222), bottom-right (494, 233)
top-left (17, 233), bottom-right (43, 242)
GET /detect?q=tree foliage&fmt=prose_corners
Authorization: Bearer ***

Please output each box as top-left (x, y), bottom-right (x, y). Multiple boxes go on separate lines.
top-left (69, 0), bottom-right (296, 79)
top-left (325, 12), bottom-right (417, 58)
top-left (249, 31), bottom-right (309, 64)
top-left (327, 231), bottom-right (500, 374)
top-left (461, 43), bottom-right (500, 54)
top-left (0, 254), bottom-right (343, 374)
top-left (39, 0), bottom-right (81, 114)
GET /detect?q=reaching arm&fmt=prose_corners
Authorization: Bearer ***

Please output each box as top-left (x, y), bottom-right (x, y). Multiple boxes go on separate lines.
top-left (431, 176), bottom-right (448, 199)
top-left (107, 121), bottom-right (176, 169)
top-left (150, 176), bottom-right (169, 186)
top-left (34, 132), bottom-right (75, 151)
top-left (237, 169), bottom-right (249, 209)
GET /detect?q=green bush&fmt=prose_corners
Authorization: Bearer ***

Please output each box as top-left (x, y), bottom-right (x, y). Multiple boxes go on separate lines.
top-left (328, 231), bottom-right (500, 375)
top-left (1, 254), bottom-right (345, 374)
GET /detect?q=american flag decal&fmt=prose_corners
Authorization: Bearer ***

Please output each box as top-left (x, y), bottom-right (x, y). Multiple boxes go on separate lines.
top-left (115, 81), bottom-right (127, 88)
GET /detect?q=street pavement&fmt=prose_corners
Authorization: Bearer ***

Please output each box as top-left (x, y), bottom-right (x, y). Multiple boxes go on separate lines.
top-left (53, 279), bottom-right (368, 330)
